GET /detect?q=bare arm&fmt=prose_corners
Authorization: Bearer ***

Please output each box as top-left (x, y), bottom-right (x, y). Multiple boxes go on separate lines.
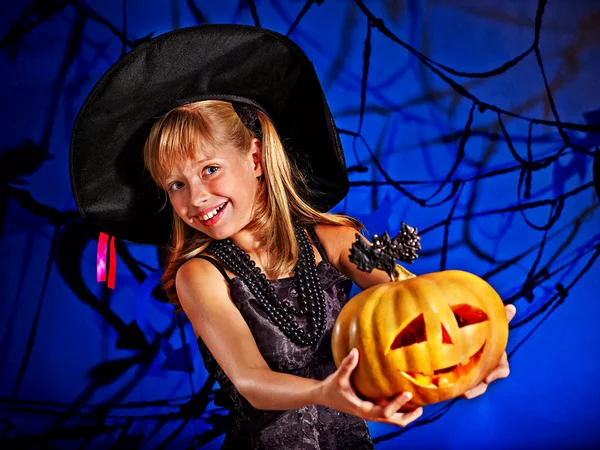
top-left (178, 250), bottom-right (421, 425)
top-left (177, 258), bottom-right (321, 411)
top-left (313, 224), bottom-right (416, 290)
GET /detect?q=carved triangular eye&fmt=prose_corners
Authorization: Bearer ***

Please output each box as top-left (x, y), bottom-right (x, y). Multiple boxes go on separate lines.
top-left (451, 304), bottom-right (488, 328)
top-left (391, 314), bottom-right (426, 349)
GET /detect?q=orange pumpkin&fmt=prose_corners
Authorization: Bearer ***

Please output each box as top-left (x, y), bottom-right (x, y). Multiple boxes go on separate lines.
top-left (331, 269), bottom-right (508, 411)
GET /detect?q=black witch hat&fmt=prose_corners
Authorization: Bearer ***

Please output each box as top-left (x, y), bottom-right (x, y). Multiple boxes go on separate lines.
top-left (70, 24), bottom-right (350, 246)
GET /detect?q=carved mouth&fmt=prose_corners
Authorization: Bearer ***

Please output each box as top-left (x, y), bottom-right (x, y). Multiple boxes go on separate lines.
top-left (401, 342), bottom-right (486, 388)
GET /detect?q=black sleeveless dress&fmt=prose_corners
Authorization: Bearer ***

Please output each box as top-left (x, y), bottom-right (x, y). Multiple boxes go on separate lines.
top-left (195, 228), bottom-right (374, 449)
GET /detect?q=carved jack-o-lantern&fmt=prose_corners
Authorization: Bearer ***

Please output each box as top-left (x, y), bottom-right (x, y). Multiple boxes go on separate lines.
top-left (332, 270), bottom-right (508, 410)
top-left (331, 224), bottom-right (508, 410)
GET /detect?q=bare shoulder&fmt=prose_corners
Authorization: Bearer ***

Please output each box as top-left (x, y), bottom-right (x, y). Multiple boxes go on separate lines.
top-left (175, 256), bottom-right (231, 323)
top-left (313, 223), bottom-right (361, 242)
top-left (313, 224), bottom-right (392, 290)
top-left (313, 224), bottom-right (362, 270)
top-left (176, 256), bottom-right (227, 292)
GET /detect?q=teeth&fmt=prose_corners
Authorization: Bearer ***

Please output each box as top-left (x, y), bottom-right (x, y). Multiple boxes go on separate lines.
top-left (415, 373), bottom-right (431, 382)
top-left (200, 203), bottom-right (225, 221)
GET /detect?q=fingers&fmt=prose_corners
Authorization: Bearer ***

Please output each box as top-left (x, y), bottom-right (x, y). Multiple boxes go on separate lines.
top-left (464, 351), bottom-right (510, 399)
top-left (485, 352), bottom-right (510, 383)
top-left (358, 392), bottom-right (424, 427)
top-left (463, 382), bottom-right (488, 399)
top-left (327, 352), bottom-right (424, 427)
top-left (386, 406), bottom-right (423, 427)
top-left (382, 392), bottom-right (413, 418)
top-left (505, 304), bottom-right (517, 322)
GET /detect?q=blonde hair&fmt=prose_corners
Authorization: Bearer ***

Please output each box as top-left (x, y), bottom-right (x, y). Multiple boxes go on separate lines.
top-left (143, 100), bottom-right (361, 311)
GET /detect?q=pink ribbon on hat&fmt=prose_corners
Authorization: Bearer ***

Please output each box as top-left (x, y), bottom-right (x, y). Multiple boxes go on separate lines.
top-left (97, 232), bottom-right (116, 289)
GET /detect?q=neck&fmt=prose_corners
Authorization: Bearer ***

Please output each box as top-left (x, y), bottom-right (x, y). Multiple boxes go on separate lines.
top-left (227, 224), bottom-right (292, 278)
top-left (229, 227), bottom-right (267, 259)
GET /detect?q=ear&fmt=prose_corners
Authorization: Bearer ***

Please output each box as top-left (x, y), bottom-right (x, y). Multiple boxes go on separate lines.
top-left (249, 138), bottom-right (263, 177)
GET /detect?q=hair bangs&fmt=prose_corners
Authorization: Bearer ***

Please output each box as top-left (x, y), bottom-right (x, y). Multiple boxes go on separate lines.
top-left (144, 106), bottom-right (221, 189)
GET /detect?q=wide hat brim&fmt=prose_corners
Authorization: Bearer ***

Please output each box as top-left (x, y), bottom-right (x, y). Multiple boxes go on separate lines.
top-left (70, 24), bottom-right (349, 246)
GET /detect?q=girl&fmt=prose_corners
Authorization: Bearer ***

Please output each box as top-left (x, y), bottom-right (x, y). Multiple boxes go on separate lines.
top-left (145, 99), bottom-right (421, 448)
top-left (71, 25), bottom-right (514, 449)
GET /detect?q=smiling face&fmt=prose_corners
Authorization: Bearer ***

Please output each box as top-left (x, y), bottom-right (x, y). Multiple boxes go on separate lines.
top-left (163, 141), bottom-right (263, 241)
top-left (143, 100), bottom-right (264, 242)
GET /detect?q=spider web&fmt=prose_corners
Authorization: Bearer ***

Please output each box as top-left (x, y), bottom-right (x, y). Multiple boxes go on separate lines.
top-left (0, 0), bottom-right (599, 448)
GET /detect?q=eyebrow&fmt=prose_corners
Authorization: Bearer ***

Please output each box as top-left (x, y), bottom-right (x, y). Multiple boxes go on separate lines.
top-left (164, 157), bottom-right (217, 181)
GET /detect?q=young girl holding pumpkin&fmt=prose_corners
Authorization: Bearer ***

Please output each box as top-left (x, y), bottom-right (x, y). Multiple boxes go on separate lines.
top-left (71, 25), bottom-right (515, 449)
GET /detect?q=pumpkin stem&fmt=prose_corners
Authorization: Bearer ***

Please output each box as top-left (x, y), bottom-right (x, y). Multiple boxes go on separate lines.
top-left (349, 222), bottom-right (422, 281)
top-left (392, 264), bottom-right (417, 282)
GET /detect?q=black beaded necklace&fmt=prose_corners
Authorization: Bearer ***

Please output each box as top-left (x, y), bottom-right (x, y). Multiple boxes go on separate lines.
top-left (206, 225), bottom-right (326, 347)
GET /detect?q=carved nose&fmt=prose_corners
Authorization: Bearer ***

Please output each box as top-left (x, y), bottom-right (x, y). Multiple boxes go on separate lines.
top-left (441, 324), bottom-right (452, 344)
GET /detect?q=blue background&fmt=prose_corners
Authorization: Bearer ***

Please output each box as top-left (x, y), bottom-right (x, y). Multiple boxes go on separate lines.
top-left (1, 0), bottom-right (599, 448)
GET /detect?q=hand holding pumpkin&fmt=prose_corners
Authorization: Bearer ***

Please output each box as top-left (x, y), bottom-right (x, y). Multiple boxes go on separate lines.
top-left (332, 270), bottom-right (510, 411)
top-left (315, 348), bottom-right (424, 427)
top-left (333, 224), bottom-right (514, 411)
top-left (461, 304), bottom-right (516, 400)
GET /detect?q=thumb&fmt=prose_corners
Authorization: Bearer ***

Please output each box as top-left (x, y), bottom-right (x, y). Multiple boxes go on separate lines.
top-left (339, 348), bottom-right (359, 375)
top-left (505, 304), bottom-right (517, 323)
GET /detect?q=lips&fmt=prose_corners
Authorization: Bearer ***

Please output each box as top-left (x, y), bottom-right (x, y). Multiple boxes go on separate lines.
top-left (401, 342), bottom-right (486, 388)
top-left (194, 201), bottom-right (228, 226)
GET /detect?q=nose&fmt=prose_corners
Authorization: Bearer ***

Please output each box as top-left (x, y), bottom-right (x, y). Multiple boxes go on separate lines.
top-left (188, 179), bottom-right (210, 208)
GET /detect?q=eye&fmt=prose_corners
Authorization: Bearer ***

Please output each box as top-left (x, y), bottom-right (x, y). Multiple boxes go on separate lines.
top-left (168, 181), bottom-right (184, 192)
top-left (391, 314), bottom-right (426, 349)
top-left (451, 304), bottom-right (488, 328)
top-left (203, 165), bottom-right (219, 176)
